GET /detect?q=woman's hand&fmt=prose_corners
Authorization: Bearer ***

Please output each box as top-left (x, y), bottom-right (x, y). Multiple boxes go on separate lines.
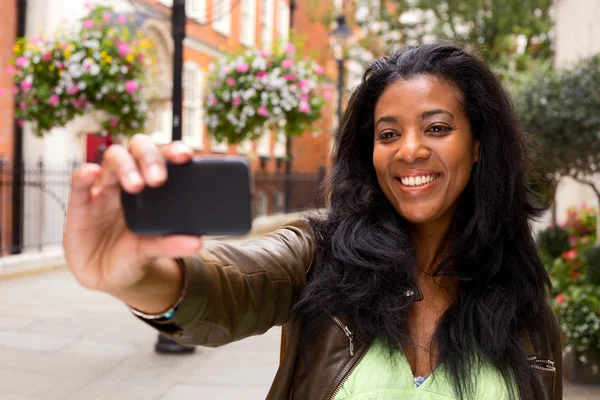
top-left (63, 135), bottom-right (203, 312)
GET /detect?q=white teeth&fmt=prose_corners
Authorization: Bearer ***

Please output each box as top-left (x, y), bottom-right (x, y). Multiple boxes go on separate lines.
top-left (400, 174), bottom-right (439, 187)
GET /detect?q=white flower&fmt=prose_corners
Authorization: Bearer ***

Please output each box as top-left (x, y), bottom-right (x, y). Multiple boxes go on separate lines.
top-left (90, 64), bottom-right (100, 76)
top-left (122, 105), bottom-right (131, 113)
top-left (117, 84), bottom-right (124, 93)
top-left (121, 66), bottom-right (129, 74)
top-left (95, 93), bottom-right (102, 100)
top-left (222, 91), bottom-right (231, 101)
top-left (32, 55), bottom-right (41, 64)
top-left (78, 81), bottom-right (87, 90)
top-left (68, 64), bottom-right (82, 78)
top-left (24, 50), bottom-right (32, 58)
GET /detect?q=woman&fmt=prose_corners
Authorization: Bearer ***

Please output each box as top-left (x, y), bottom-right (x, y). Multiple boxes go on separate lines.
top-left (63, 42), bottom-right (562, 400)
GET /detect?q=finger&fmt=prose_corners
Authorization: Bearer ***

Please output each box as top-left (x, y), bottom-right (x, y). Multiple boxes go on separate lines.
top-left (128, 134), bottom-right (167, 187)
top-left (160, 140), bottom-right (193, 164)
top-left (101, 144), bottom-right (144, 193)
top-left (68, 164), bottom-right (102, 208)
top-left (137, 235), bottom-right (203, 259)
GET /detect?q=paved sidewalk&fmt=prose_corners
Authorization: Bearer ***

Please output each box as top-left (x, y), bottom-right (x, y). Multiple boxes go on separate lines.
top-left (0, 269), bottom-right (599, 399)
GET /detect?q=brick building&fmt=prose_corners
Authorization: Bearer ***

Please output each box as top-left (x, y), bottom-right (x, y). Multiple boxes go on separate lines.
top-left (0, 0), bottom-right (341, 253)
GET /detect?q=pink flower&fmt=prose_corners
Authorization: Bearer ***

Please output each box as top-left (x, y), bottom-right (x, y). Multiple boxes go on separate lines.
top-left (5, 66), bottom-right (17, 76)
top-left (82, 19), bottom-right (95, 29)
top-left (284, 43), bottom-right (296, 54)
top-left (16, 56), bottom-right (29, 68)
top-left (221, 66), bottom-right (231, 74)
top-left (314, 65), bottom-right (324, 75)
top-left (118, 43), bottom-right (131, 57)
top-left (562, 249), bottom-right (578, 261)
top-left (300, 93), bottom-right (309, 101)
top-left (298, 79), bottom-right (310, 90)
top-left (124, 80), bottom-right (138, 94)
top-left (283, 73), bottom-right (296, 81)
top-left (12, 86), bottom-right (19, 94)
top-left (299, 102), bottom-right (311, 114)
top-left (110, 119), bottom-right (118, 128)
top-left (30, 36), bottom-right (42, 45)
top-left (118, 15), bottom-right (127, 24)
top-left (17, 119), bottom-right (23, 127)
top-left (232, 96), bottom-right (242, 106)
top-left (258, 50), bottom-right (270, 58)
top-left (42, 52), bottom-right (52, 62)
top-left (323, 88), bottom-right (333, 100)
top-left (19, 101), bottom-right (26, 110)
top-left (208, 95), bottom-right (218, 106)
top-left (84, 1), bottom-right (92, 9)
top-left (556, 294), bottom-right (565, 304)
top-left (102, 12), bottom-right (111, 22)
top-left (66, 84), bottom-right (79, 95)
top-left (47, 94), bottom-right (59, 107)
top-left (226, 78), bottom-right (236, 86)
top-left (20, 80), bottom-right (33, 92)
top-left (256, 71), bottom-right (268, 78)
top-left (73, 99), bottom-right (87, 109)
top-left (281, 59), bottom-right (294, 69)
top-left (257, 106), bottom-right (269, 117)
top-left (236, 62), bottom-right (250, 73)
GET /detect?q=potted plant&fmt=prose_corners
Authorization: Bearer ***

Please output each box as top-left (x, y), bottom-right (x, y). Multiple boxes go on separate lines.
top-left (204, 43), bottom-right (326, 145)
top-left (544, 205), bottom-right (600, 383)
top-left (8, 4), bottom-right (154, 140)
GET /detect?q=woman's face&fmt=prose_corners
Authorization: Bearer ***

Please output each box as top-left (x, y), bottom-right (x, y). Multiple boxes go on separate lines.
top-left (372, 75), bottom-right (480, 227)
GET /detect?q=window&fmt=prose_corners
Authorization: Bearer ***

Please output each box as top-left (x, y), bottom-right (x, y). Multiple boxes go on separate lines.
top-left (276, 0), bottom-right (290, 43)
top-left (273, 129), bottom-right (286, 158)
top-left (255, 191), bottom-right (269, 217)
top-left (260, 0), bottom-right (275, 51)
top-left (151, 106), bottom-right (172, 145)
top-left (158, 0), bottom-right (172, 6)
top-left (240, 0), bottom-right (257, 47)
top-left (213, 0), bottom-right (232, 36)
top-left (211, 138), bottom-right (229, 153)
top-left (256, 127), bottom-right (272, 156)
top-left (187, 0), bottom-right (207, 22)
top-left (183, 62), bottom-right (204, 149)
top-left (237, 139), bottom-right (253, 154)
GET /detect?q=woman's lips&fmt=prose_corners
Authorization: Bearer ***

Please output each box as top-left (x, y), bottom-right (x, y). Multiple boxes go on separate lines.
top-left (394, 173), bottom-right (442, 193)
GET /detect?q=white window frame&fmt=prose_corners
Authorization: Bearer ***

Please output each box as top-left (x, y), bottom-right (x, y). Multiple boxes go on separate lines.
top-left (187, 0), bottom-right (207, 23)
top-left (158, 0), bottom-right (172, 6)
top-left (182, 62), bottom-right (204, 149)
top-left (273, 191), bottom-right (285, 214)
top-left (276, 0), bottom-right (290, 43)
top-left (273, 129), bottom-right (286, 158)
top-left (256, 126), bottom-right (272, 157)
top-left (240, 0), bottom-right (257, 47)
top-left (260, 0), bottom-right (275, 51)
top-left (151, 106), bottom-right (172, 145)
top-left (213, 0), bottom-right (232, 37)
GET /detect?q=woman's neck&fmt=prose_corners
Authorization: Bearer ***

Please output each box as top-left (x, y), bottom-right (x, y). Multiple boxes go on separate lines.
top-left (410, 217), bottom-right (455, 274)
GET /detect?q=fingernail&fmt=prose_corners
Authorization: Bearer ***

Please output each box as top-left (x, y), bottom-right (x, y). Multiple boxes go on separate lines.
top-left (148, 165), bottom-right (166, 182)
top-left (128, 171), bottom-right (142, 186)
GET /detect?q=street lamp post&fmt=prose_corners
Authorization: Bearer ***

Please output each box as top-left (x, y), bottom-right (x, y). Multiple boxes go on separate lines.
top-left (283, 0), bottom-right (296, 213)
top-left (329, 14), bottom-right (352, 134)
top-left (155, 0), bottom-right (196, 354)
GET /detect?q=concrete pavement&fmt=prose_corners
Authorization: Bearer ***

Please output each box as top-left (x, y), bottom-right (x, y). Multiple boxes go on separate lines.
top-left (0, 269), bottom-right (599, 399)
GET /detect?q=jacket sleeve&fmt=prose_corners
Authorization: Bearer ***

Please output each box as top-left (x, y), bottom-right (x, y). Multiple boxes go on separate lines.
top-left (141, 219), bottom-right (315, 347)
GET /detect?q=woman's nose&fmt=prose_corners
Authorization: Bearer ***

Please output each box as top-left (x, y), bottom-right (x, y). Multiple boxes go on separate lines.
top-left (394, 132), bottom-right (431, 163)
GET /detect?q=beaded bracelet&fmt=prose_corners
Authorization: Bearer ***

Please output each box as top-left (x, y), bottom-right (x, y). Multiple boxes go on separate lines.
top-left (128, 259), bottom-right (187, 321)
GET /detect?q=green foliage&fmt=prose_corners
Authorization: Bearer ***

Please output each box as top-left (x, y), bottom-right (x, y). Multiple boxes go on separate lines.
top-left (565, 205), bottom-right (598, 244)
top-left (583, 245), bottom-right (600, 286)
top-left (9, 5), bottom-right (153, 137)
top-left (537, 225), bottom-right (570, 259)
top-left (351, 0), bottom-right (552, 71)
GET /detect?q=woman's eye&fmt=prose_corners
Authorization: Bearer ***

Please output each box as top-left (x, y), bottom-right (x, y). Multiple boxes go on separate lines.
top-left (428, 125), bottom-right (453, 134)
top-left (377, 131), bottom-right (396, 140)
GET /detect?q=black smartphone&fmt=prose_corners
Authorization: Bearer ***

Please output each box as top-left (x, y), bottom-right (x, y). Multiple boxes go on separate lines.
top-left (121, 156), bottom-right (253, 236)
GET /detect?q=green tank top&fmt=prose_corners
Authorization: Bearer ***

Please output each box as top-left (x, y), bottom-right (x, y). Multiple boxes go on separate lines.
top-left (333, 340), bottom-right (516, 400)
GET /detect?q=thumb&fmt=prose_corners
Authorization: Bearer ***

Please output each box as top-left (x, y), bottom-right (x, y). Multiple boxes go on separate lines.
top-left (137, 235), bottom-right (204, 259)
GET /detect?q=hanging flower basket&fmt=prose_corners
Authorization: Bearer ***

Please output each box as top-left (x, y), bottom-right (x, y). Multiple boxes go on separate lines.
top-left (205, 43), bottom-right (326, 144)
top-left (8, 4), bottom-right (154, 137)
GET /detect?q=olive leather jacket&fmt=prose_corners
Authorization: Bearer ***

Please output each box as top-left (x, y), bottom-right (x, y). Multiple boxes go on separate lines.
top-left (147, 219), bottom-right (563, 400)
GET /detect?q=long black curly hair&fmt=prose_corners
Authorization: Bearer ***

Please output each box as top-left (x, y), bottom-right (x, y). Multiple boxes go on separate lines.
top-left (293, 42), bottom-right (555, 399)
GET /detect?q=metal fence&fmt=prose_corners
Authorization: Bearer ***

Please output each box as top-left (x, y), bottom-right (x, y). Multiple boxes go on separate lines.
top-left (0, 162), bottom-right (326, 255)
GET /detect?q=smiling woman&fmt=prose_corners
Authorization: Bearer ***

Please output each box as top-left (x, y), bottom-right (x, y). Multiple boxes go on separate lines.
top-left (62, 42), bottom-right (562, 400)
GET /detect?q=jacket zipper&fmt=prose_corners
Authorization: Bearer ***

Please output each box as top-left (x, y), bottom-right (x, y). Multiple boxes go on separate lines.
top-left (329, 315), bottom-right (355, 356)
top-left (527, 355), bottom-right (556, 373)
top-left (508, 366), bottom-right (523, 400)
